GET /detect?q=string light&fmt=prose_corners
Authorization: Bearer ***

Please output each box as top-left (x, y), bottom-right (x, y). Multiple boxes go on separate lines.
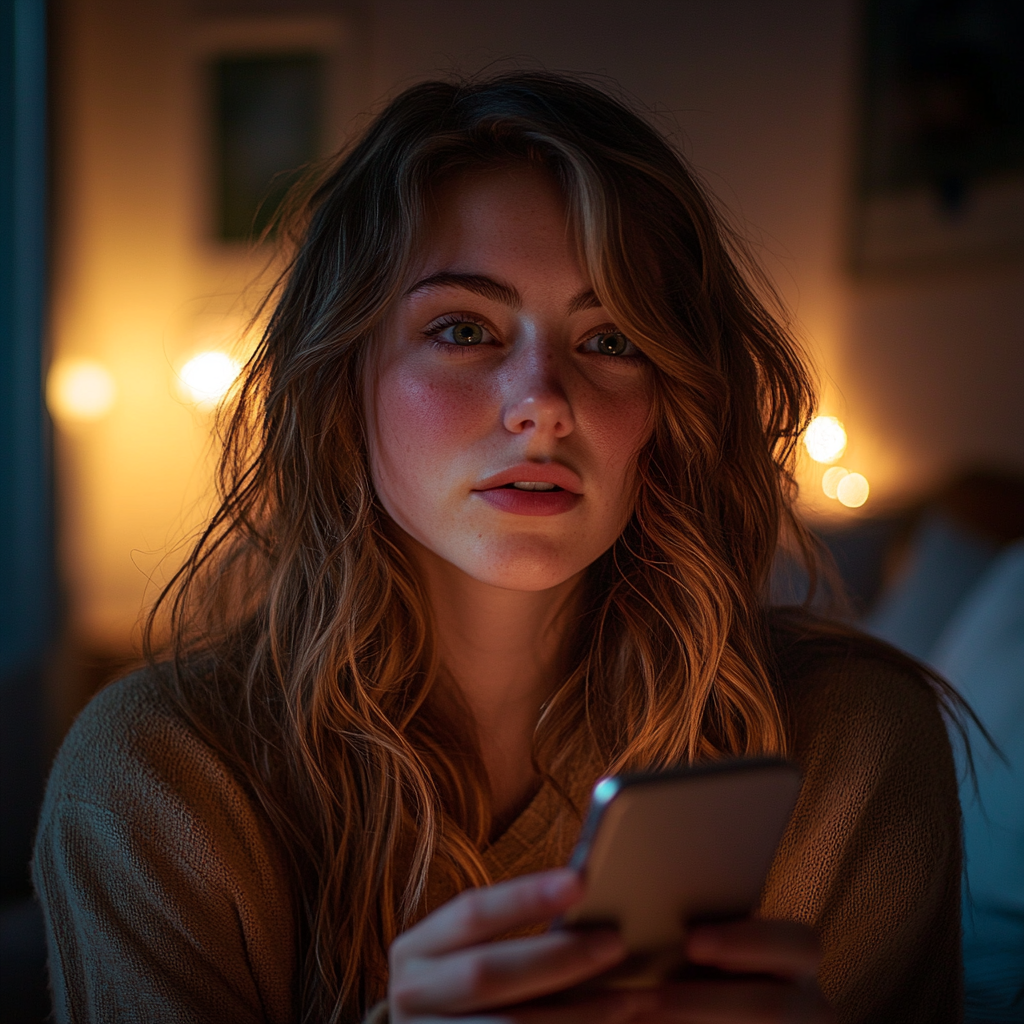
top-left (178, 351), bottom-right (240, 405)
top-left (821, 466), bottom-right (849, 499)
top-left (803, 416), bottom-right (847, 464)
top-left (836, 472), bottom-right (870, 508)
top-left (47, 359), bottom-right (117, 422)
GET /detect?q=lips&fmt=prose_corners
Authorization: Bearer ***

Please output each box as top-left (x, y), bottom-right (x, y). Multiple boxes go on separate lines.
top-left (472, 462), bottom-right (583, 516)
top-left (474, 463), bottom-right (583, 493)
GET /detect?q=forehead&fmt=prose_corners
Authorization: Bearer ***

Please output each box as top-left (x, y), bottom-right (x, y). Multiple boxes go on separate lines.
top-left (413, 163), bottom-right (577, 274)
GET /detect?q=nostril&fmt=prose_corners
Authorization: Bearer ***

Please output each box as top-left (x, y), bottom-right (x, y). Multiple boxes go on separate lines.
top-left (502, 394), bottom-right (574, 437)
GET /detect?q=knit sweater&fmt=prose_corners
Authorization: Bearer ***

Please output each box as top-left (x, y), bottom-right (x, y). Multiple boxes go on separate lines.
top-left (33, 649), bottom-right (963, 1023)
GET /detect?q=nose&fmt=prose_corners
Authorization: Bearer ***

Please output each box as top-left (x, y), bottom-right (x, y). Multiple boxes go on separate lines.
top-left (501, 346), bottom-right (575, 439)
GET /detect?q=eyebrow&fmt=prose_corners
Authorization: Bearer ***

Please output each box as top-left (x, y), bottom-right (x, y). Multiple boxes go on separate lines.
top-left (566, 288), bottom-right (601, 315)
top-left (405, 272), bottom-right (602, 316)
top-left (406, 273), bottom-right (521, 309)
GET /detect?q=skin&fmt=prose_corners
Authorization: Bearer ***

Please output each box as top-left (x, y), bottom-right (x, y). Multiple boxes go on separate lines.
top-left (367, 165), bottom-right (834, 1024)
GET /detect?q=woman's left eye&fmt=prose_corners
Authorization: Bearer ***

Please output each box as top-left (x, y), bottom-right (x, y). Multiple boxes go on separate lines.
top-left (425, 318), bottom-right (492, 347)
top-left (581, 331), bottom-right (638, 357)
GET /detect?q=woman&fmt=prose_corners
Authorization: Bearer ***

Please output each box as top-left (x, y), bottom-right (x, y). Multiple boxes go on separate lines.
top-left (34, 73), bottom-right (962, 1023)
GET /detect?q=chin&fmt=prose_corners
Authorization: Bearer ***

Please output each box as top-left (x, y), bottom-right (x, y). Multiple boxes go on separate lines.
top-left (456, 536), bottom-right (596, 591)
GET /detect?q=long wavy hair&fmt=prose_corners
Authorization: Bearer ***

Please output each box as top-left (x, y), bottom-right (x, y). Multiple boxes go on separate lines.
top-left (148, 72), bottom-right (832, 1021)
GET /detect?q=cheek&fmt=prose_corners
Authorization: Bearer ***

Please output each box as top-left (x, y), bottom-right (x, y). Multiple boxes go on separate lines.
top-left (578, 381), bottom-right (653, 479)
top-left (373, 362), bottom-right (492, 482)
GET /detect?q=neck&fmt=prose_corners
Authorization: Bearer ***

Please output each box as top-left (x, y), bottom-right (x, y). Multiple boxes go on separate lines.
top-left (406, 539), bottom-right (582, 831)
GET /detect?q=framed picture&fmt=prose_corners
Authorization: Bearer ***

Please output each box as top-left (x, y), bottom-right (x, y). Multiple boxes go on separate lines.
top-left (213, 52), bottom-right (324, 241)
top-left (851, 0), bottom-right (1024, 274)
top-left (192, 16), bottom-right (358, 245)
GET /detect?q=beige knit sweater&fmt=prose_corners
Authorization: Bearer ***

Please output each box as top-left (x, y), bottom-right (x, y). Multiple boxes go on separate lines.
top-left (33, 650), bottom-right (963, 1023)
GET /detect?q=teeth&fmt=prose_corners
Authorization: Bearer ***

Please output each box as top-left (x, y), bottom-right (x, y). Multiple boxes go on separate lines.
top-left (512, 481), bottom-right (556, 491)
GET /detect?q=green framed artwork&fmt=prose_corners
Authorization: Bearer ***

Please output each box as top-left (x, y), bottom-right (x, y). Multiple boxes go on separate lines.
top-left (213, 52), bottom-right (325, 242)
top-left (852, 0), bottom-right (1024, 274)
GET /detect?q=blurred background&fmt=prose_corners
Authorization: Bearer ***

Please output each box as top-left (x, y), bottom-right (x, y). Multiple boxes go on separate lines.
top-left (2, 1), bottom-right (1022, 1020)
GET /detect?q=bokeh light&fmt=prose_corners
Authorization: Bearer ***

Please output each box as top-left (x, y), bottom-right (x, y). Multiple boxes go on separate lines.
top-left (836, 472), bottom-right (870, 508)
top-left (178, 351), bottom-right (240, 405)
top-left (803, 415), bottom-right (847, 463)
top-left (47, 358), bottom-right (117, 423)
top-left (821, 466), bottom-right (849, 499)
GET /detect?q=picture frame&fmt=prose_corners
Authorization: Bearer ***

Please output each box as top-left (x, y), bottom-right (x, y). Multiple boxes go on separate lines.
top-left (850, 0), bottom-right (1024, 275)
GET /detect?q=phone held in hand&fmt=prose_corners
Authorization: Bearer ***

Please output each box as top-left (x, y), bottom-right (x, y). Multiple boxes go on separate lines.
top-left (559, 757), bottom-right (802, 988)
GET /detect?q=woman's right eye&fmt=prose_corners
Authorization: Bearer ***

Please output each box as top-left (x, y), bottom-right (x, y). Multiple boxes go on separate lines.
top-left (424, 318), bottom-right (493, 347)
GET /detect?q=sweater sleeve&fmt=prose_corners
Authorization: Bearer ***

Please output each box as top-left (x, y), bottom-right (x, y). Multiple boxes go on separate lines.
top-left (759, 653), bottom-right (963, 1024)
top-left (32, 672), bottom-right (296, 1024)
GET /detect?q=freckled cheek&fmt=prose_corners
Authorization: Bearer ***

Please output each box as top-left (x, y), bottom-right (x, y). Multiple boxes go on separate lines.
top-left (374, 367), bottom-right (495, 468)
top-left (577, 387), bottom-right (653, 478)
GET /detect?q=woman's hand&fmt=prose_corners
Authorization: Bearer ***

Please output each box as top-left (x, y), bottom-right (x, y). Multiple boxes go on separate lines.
top-left (389, 870), bottom-right (834, 1024)
top-left (635, 919), bottom-right (835, 1023)
top-left (389, 868), bottom-right (648, 1023)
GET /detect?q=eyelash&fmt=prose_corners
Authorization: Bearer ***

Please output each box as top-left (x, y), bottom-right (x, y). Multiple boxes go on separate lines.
top-left (422, 314), bottom-right (643, 360)
top-left (422, 314), bottom-right (493, 350)
top-left (579, 324), bottom-right (641, 359)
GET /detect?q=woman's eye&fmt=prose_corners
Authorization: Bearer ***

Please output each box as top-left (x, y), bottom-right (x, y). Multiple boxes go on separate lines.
top-left (451, 321), bottom-right (484, 345)
top-left (426, 318), bottom-right (491, 347)
top-left (583, 331), bottom-right (637, 357)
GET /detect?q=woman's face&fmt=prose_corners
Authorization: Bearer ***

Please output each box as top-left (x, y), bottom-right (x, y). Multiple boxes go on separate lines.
top-left (367, 164), bottom-right (653, 591)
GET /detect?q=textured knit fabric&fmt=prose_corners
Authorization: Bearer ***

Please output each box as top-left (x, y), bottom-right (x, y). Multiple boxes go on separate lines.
top-left (33, 649), bottom-right (962, 1023)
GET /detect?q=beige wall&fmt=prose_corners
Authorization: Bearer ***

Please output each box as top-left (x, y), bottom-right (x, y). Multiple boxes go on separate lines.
top-left (50, 0), bottom-right (1024, 655)
top-left (51, 0), bottom-right (365, 651)
top-left (53, 0), bottom-right (204, 651)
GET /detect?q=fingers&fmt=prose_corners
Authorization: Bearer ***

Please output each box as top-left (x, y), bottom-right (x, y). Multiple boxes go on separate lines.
top-left (640, 979), bottom-right (835, 1024)
top-left (685, 920), bottom-right (822, 981)
top-left (395, 869), bottom-right (583, 959)
top-left (455, 988), bottom-right (659, 1024)
top-left (406, 987), bottom-right (653, 1024)
top-left (389, 870), bottom-right (631, 1022)
top-left (392, 928), bottom-right (626, 1015)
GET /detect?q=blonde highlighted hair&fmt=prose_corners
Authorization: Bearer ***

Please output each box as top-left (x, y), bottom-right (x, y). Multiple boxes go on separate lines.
top-left (148, 72), bottom-right (821, 1021)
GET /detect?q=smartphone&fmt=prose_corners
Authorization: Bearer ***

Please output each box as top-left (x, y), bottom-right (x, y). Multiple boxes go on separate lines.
top-left (560, 757), bottom-right (802, 987)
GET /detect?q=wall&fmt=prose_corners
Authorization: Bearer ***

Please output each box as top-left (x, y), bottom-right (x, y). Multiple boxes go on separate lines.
top-left (50, 0), bottom-right (1024, 665)
top-left (50, 0), bottom-right (366, 668)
